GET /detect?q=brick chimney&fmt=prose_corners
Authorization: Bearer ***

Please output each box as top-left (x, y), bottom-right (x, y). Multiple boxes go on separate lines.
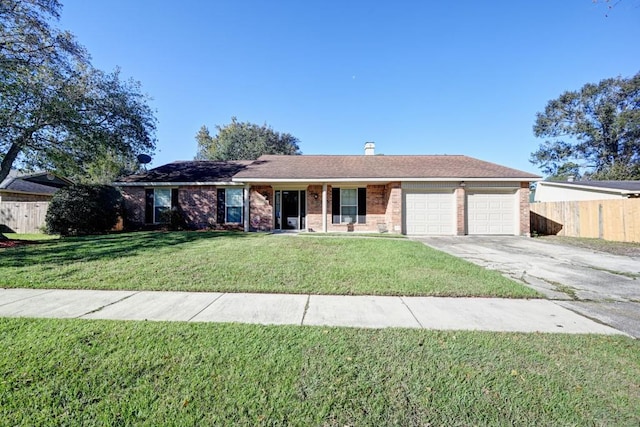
top-left (364, 142), bottom-right (375, 156)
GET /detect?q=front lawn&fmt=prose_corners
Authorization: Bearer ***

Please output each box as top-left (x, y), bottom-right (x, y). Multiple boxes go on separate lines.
top-left (0, 231), bottom-right (538, 297)
top-left (0, 318), bottom-right (638, 425)
top-left (1, 233), bottom-right (59, 241)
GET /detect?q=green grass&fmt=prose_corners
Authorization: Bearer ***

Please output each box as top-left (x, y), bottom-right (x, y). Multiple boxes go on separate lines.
top-left (2, 233), bottom-right (59, 241)
top-left (0, 318), bottom-right (638, 426)
top-left (0, 231), bottom-right (538, 297)
top-left (538, 235), bottom-right (640, 257)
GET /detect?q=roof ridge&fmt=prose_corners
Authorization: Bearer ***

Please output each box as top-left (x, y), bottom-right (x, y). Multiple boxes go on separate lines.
top-left (259, 154), bottom-right (467, 157)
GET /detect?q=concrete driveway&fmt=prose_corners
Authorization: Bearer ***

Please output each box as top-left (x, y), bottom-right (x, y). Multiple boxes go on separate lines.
top-left (414, 236), bottom-right (640, 338)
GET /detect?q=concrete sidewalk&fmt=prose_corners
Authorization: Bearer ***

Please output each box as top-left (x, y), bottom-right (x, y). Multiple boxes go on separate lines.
top-left (0, 288), bottom-right (626, 335)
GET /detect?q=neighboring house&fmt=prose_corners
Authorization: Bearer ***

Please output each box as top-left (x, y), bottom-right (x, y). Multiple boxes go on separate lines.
top-left (116, 144), bottom-right (541, 235)
top-left (0, 171), bottom-right (72, 202)
top-left (534, 180), bottom-right (640, 202)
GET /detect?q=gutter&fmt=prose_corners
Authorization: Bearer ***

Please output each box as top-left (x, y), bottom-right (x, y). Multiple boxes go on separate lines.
top-left (538, 181), bottom-right (640, 197)
top-left (113, 181), bottom-right (242, 187)
top-left (231, 177), bottom-right (540, 184)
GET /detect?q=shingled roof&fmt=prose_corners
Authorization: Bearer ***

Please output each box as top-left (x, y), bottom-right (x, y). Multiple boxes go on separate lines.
top-left (0, 171), bottom-right (71, 195)
top-left (117, 161), bottom-right (253, 185)
top-left (232, 155), bottom-right (541, 181)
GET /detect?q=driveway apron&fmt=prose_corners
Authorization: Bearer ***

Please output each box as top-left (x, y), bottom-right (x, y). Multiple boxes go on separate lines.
top-left (414, 236), bottom-right (640, 338)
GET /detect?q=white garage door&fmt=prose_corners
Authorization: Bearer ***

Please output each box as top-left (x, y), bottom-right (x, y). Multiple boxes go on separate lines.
top-left (467, 192), bottom-right (516, 235)
top-left (405, 191), bottom-right (454, 235)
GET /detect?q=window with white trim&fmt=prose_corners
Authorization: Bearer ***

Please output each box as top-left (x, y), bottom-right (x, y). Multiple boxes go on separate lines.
top-left (332, 187), bottom-right (366, 225)
top-left (225, 188), bottom-right (243, 223)
top-left (154, 188), bottom-right (171, 223)
top-left (340, 188), bottom-right (357, 223)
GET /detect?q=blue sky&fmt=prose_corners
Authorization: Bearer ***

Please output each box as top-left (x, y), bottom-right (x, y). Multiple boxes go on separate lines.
top-left (59, 0), bottom-right (640, 175)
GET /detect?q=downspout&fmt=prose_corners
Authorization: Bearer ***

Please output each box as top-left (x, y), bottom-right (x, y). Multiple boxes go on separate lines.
top-left (322, 183), bottom-right (327, 233)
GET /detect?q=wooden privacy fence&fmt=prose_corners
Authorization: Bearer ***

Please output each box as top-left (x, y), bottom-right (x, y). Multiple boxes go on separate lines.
top-left (0, 201), bottom-right (49, 234)
top-left (530, 199), bottom-right (640, 243)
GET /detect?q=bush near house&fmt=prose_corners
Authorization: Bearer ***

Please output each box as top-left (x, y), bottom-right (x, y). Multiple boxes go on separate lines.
top-left (45, 184), bottom-right (121, 236)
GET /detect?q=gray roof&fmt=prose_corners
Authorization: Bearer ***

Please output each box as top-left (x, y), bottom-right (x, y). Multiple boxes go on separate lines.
top-left (233, 155), bottom-right (541, 181)
top-left (117, 161), bottom-right (254, 184)
top-left (0, 171), bottom-right (71, 195)
top-left (556, 180), bottom-right (640, 192)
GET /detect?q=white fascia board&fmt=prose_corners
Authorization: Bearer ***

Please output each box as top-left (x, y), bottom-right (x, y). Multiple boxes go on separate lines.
top-left (538, 181), bottom-right (628, 195)
top-left (113, 181), bottom-right (242, 187)
top-left (232, 177), bottom-right (537, 184)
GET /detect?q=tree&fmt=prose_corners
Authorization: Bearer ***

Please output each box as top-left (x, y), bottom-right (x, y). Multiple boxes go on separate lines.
top-left (194, 125), bottom-right (215, 160)
top-left (45, 184), bottom-right (121, 236)
top-left (56, 145), bottom-right (141, 184)
top-left (0, 0), bottom-right (156, 185)
top-left (195, 117), bottom-right (301, 161)
top-left (530, 71), bottom-right (640, 180)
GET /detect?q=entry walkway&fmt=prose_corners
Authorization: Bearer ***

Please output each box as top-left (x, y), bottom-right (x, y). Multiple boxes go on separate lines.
top-left (0, 288), bottom-right (625, 335)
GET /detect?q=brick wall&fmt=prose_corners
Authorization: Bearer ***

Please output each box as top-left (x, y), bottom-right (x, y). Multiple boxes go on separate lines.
top-left (178, 186), bottom-right (217, 229)
top-left (249, 186), bottom-right (273, 231)
top-left (121, 185), bottom-right (221, 230)
top-left (121, 187), bottom-right (145, 229)
top-left (385, 183), bottom-right (402, 233)
top-left (306, 185), bottom-right (324, 232)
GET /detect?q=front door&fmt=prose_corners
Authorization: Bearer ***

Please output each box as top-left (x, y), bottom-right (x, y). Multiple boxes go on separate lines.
top-left (275, 190), bottom-right (306, 230)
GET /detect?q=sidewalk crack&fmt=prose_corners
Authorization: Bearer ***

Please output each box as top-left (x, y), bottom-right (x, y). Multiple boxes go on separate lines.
top-left (300, 295), bottom-right (310, 326)
top-left (187, 292), bottom-right (225, 322)
top-left (0, 289), bottom-right (55, 308)
top-left (400, 297), bottom-right (424, 329)
top-left (78, 291), bottom-right (140, 318)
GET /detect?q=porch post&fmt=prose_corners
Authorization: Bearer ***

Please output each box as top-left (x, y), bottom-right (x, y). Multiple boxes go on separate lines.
top-left (322, 183), bottom-right (327, 233)
top-left (243, 185), bottom-right (250, 232)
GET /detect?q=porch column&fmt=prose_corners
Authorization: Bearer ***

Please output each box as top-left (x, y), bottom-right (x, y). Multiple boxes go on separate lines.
top-left (322, 183), bottom-right (327, 233)
top-left (243, 185), bottom-right (250, 232)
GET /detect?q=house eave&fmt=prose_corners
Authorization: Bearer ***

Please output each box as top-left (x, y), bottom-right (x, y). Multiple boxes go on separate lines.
top-left (0, 189), bottom-right (53, 197)
top-left (537, 181), bottom-right (637, 196)
top-left (232, 177), bottom-right (538, 184)
top-left (114, 181), bottom-right (243, 187)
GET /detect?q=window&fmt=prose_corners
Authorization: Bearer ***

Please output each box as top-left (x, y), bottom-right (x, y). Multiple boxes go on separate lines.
top-left (217, 188), bottom-right (244, 224)
top-left (145, 188), bottom-right (176, 224)
top-left (332, 187), bottom-right (366, 224)
top-left (154, 189), bottom-right (171, 223)
top-left (226, 188), bottom-right (243, 223)
top-left (340, 189), bottom-right (357, 223)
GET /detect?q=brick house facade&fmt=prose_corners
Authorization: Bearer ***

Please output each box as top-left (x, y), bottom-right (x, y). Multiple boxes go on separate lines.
top-left (116, 149), bottom-right (539, 236)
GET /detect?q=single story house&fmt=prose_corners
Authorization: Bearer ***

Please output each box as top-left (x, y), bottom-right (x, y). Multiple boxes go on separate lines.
top-left (116, 144), bottom-right (541, 235)
top-left (534, 180), bottom-right (640, 202)
top-left (0, 171), bottom-right (72, 202)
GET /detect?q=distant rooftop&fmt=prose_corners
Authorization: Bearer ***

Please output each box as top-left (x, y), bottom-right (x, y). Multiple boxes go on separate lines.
top-left (0, 171), bottom-right (71, 195)
top-left (543, 180), bottom-right (640, 193)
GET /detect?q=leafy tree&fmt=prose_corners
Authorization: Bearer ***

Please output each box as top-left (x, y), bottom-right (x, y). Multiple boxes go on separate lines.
top-left (56, 145), bottom-right (141, 184)
top-left (194, 125), bottom-right (215, 160)
top-left (45, 184), bottom-right (122, 236)
top-left (530, 71), bottom-right (640, 180)
top-left (0, 0), bottom-right (156, 185)
top-left (195, 117), bottom-right (301, 161)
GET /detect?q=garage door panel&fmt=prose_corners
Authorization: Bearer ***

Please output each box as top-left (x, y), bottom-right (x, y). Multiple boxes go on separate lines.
top-left (405, 191), bottom-right (454, 235)
top-left (467, 192), bottom-right (515, 235)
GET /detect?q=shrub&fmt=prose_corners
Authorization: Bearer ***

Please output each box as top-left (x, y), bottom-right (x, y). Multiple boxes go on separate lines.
top-left (45, 185), bottom-right (122, 236)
